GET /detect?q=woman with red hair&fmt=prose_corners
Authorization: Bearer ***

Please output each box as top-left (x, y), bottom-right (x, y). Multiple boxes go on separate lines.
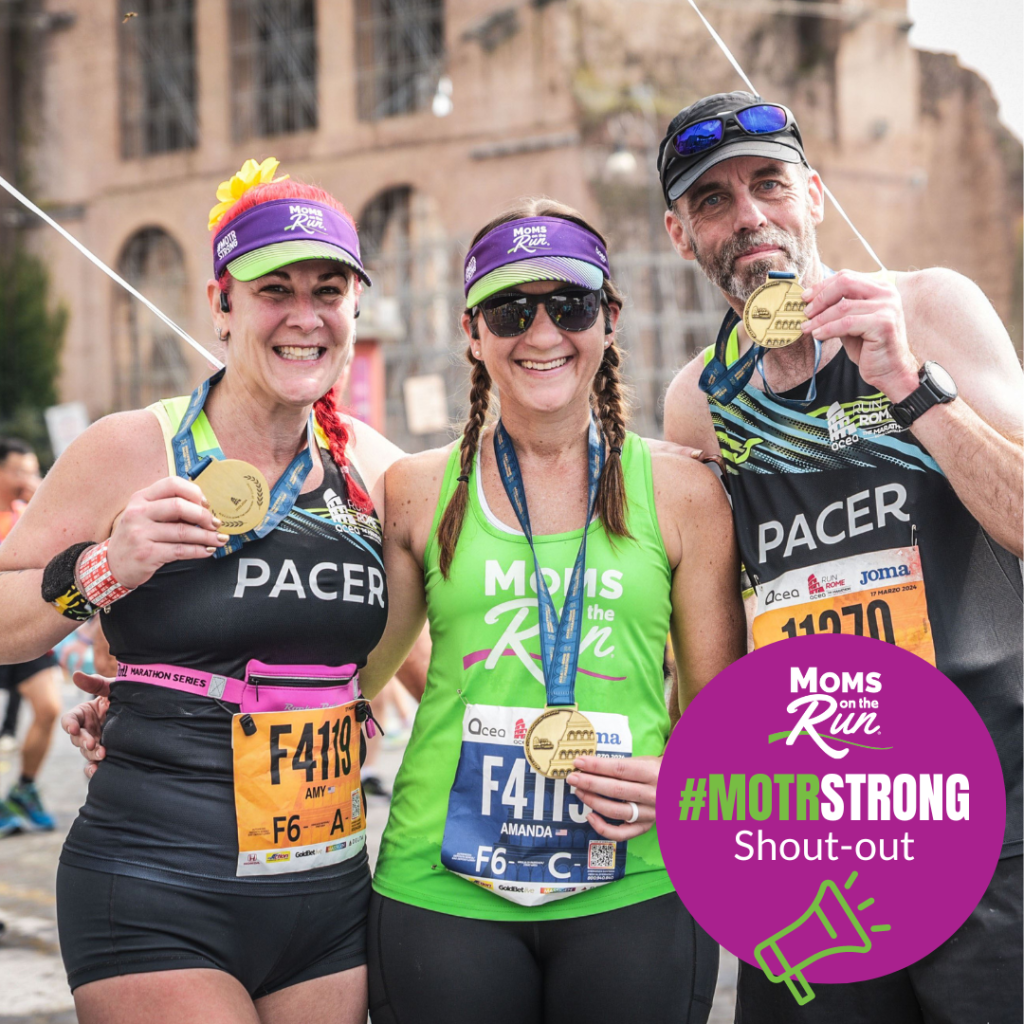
top-left (0, 160), bottom-right (401, 1023)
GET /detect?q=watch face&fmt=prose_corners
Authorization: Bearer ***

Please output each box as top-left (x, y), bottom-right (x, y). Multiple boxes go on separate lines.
top-left (925, 361), bottom-right (957, 399)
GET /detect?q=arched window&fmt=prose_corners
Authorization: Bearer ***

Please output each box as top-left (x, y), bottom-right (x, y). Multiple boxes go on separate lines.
top-left (111, 228), bottom-right (191, 410)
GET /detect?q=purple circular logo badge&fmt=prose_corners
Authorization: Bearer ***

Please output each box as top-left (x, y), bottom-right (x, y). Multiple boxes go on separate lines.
top-left (657, 635), bottom-right (1004, 1005)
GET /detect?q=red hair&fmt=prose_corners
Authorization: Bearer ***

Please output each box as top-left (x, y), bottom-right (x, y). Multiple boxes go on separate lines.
top-left (213, 179), bottom-right (372, 513)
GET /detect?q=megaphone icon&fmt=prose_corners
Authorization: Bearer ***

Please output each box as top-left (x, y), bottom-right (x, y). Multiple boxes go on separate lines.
top-left (754, 875), bottom-right (886, 1005)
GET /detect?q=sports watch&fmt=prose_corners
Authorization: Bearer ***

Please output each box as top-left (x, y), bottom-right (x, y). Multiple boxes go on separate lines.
top-left (889, 361), bottom-right (958, 428)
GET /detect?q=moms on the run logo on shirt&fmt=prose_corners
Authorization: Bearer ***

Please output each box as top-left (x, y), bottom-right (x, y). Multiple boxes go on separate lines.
top-left (468, 558), bottom-right (624, 684)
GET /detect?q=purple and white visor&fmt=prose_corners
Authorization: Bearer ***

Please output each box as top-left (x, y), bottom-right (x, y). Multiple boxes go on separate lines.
top-left (212, 198), bottom-right (371, 286)
top-left (464, 216), bottom-right (609, 309)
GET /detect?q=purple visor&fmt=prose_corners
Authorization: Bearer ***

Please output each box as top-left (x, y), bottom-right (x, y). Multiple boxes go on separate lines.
top-left (464, 216), bottom-right (609, 309)
top-left (212, 198), bottom-right (371, 286)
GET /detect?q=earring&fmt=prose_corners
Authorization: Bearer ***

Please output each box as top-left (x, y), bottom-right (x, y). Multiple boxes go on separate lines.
top-left (216, 327), bottom-right (229, 342)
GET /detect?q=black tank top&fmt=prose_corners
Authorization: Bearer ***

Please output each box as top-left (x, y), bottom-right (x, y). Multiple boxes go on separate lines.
top-left (61, 449), bottom-right (388, 892)
top-left (707, 337), bottom-right (1022, 857)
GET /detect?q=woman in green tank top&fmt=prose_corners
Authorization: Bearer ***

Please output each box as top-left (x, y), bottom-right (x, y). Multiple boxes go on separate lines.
top-left (360, 199), bottom-right (745, 1024)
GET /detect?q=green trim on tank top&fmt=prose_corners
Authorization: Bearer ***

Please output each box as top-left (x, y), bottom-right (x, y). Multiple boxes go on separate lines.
top-left (153, 394), bottom-right (331, 465)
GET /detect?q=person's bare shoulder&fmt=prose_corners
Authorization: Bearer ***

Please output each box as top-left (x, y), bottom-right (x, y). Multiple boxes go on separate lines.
top-left (643, 437), bottom-right (731, 568)
top-left (0, 409), bottom-right (168, 567)
top-left (384, 443), bottom-right (457, 547)
top-left (896, 267), bottom-right (1023, 435)
top-left (663, 354), bottom-right (721, 456)
top-left (346, 416), bottom-right (406, 474)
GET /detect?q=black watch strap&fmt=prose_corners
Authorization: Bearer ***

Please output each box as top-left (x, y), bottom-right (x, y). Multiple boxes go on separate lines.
top-left (890, 364), bottom-right (955, 429)
top-left (890, 386), bottom-right (936, 428)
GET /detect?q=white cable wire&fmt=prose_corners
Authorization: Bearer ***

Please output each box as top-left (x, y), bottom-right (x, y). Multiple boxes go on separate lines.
top-left (687, 0), bottom-right (759, 96)
top-left (0, 174), bottom-right (224, 370)
top-left (686, 0), bottom-right (887, 272)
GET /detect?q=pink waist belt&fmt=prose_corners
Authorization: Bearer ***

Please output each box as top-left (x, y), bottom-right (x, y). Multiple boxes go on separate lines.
top-left (116, 660), bottom-right (376, 733)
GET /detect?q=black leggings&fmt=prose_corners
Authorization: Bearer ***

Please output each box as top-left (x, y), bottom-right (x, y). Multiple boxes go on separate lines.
top-left (368, 892), bottom-right (719, 1024)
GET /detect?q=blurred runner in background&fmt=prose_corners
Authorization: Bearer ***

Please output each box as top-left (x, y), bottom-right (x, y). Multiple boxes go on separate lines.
top-left (0, 438), bottom-right (63, 833)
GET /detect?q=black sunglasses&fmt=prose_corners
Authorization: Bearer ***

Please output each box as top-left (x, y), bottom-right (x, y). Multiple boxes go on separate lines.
top-left (476, 288), bottom-right (604, 338)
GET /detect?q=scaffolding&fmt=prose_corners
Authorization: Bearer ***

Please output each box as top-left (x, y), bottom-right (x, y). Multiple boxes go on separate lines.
top-left (118, 0), bottom-right (197, 158)
top-left (230, 0), bottom-right (318, 140)
top-left (355, 0), bottom-right (445, 121)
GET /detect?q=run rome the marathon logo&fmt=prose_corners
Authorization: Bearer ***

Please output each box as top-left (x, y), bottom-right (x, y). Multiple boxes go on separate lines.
top-left (465, 255), bottom-right (476, 283)
top-left (284, 204), bottom-right (327, 235)
top-left (506, 223), bottom-right (551, 254)
top-left (216, 229), bottom-right (238, 260)
top-left (826, 402), bottom-right (858, 451)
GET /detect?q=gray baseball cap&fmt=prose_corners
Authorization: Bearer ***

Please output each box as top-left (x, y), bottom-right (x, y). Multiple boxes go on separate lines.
top-left (658, 91), bottom-right (808, 205)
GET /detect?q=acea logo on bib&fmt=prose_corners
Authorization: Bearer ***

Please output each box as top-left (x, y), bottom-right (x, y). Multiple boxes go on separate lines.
top-left (656, 635), bottom-right (1004, 1006)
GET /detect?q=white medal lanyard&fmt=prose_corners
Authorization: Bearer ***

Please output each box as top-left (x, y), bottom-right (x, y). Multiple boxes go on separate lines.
top-left (686, 0), bottom-right (888, 273)
top-left (0, 174), bottom-right (224, 370)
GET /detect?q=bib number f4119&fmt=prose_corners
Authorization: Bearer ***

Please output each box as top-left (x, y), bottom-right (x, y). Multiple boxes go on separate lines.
top-left (232, 702), bottom-right (366, 876)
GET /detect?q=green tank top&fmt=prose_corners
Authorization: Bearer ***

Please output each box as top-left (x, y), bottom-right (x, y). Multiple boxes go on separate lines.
top-left (372, 431), bottom-right (677, 920)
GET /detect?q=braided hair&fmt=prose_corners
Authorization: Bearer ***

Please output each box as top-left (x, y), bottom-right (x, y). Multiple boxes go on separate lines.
top-left (436, 198), bottom-right (631, 579)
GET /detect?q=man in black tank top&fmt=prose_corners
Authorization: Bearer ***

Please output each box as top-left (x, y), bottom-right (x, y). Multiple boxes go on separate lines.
top-left (659, 92), bottom-right (1022, 1023)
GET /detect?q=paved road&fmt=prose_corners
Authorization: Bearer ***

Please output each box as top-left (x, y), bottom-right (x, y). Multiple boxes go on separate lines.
top-left (0, 679), bottom-right (736, 1022)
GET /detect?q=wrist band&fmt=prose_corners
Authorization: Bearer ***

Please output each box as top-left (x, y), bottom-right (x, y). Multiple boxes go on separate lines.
top-left (76, 540), bottom-right (135, 608)
top-left (42, 541), bottom-right (98, 622)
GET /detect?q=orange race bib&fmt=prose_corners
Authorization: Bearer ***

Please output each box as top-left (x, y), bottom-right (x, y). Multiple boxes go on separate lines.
top-left (752, 546), bottom-right (936, 665)
top-left (231, 702), bottom-right (365, 876)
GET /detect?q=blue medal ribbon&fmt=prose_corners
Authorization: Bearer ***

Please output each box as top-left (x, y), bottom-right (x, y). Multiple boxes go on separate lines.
top-left (171, 369), bottom-right (318, 558)
top-left (698, 271), bottom-right (824, 411)
top-left (493, 417), bottom-right (605, 708)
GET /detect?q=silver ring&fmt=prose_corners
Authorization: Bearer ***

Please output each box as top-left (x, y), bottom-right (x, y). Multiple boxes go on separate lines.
top-left (626, 801), bottom-right (640, 824)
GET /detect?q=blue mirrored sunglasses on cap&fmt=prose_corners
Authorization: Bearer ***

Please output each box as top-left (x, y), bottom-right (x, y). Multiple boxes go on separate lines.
top-left (674, 103), bottom-right (798, 157)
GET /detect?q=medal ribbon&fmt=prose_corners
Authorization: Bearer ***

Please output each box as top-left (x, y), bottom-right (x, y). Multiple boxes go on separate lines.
top-left (493, 417), bottom-right (605, 708)
top-left (697, 271), bottom-right (825, 411)
top-left (171, 369), bottom-right (317, 558)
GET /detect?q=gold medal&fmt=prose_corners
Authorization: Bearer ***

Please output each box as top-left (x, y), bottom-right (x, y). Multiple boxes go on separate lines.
top-left (743, 276), bottom-right (808, 349)
top-left (524, 705), bottom-right (597, 779)
top-left (194, 459), bottom-right (269, 535)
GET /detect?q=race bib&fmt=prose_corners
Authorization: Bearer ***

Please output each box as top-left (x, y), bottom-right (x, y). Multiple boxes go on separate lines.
top-left (231, 702), bottom-right (366, 876)
top-left (752, 546), bottom-right (936, 665)
top-left (441, 703), bottom-right (632, 907)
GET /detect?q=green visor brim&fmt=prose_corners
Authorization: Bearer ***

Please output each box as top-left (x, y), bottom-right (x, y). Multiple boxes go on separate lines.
top-left (227, 240), bottom-right (371, 286)
top-left (466, 257), bottom-right (605, 309)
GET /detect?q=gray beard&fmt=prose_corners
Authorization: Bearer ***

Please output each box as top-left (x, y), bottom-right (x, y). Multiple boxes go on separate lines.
top-left (689, 223), bottom-right (820, 302)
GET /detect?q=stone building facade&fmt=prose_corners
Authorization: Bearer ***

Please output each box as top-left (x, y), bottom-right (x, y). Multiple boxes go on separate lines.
top-left (13, 0), bottom-right (1022, 449)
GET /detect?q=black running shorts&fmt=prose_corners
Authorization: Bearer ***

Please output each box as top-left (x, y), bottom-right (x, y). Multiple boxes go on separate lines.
top-left (56, 862), bottom-right (369, 996)
top-left (0, 652), bottom-right (58, 692)
top-left (368, 891), bottom-right (720, 1024)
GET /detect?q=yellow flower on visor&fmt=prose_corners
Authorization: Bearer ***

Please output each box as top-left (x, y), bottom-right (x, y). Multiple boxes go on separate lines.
top-left (207, 157), bottom-right (290, 231)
